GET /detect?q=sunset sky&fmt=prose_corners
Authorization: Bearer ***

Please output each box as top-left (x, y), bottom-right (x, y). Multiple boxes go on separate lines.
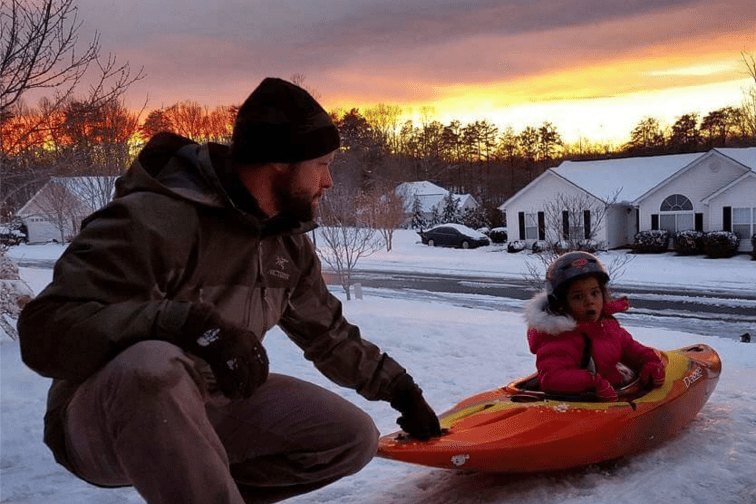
top-left (74, 0), bottom-right (755, 145)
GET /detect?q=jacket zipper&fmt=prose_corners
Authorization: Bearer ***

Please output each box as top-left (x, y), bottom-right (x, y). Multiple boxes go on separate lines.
top-left (258, 242), bottom-right (268, 333)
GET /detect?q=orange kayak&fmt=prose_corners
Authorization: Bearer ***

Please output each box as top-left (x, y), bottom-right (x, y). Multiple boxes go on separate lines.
top-left (378, 344), bottom-right (721, 473)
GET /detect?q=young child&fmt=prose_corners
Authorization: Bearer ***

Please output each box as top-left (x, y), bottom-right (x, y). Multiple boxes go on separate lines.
top-left (524, 251), bottom-right (665, 401)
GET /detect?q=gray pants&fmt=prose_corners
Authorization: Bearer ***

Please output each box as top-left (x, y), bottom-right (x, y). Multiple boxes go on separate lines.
top-left (64, 341), bottom-right (379, 504)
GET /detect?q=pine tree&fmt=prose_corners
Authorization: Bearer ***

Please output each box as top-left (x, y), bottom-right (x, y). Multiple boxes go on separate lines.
top-left (441, 192), bottom-right (461, 224)
top-left (410, 195), bottom-right (427, 229)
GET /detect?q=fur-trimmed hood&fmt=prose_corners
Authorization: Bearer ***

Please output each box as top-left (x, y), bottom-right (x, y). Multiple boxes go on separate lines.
top-left (523, 291), bottom-right (630, 336)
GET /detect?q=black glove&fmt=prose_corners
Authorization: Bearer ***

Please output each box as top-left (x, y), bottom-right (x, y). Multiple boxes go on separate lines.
top-left (180, 303), bottom-right (269, 400)
top-left (389, 373), bottom-right (442, 440)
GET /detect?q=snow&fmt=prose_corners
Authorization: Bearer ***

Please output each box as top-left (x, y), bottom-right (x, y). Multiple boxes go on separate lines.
top-left (716, 147), bottom-right (756, 171)
top-left (2, 231), bottom-right (756, 504)
top-left (553, 153), bottom-right (705, 202)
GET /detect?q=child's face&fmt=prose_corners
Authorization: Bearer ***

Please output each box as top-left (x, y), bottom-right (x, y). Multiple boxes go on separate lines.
top-left (566, 275), bottom-right (603, 323)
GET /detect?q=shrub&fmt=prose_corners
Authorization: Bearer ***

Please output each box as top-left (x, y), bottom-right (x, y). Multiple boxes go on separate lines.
top-left (673, 230), bottom-right (704, 255)
top-left (703, 231), bottom-right (740, 258)
top-left (552, 239), bottom-right (600, 255)
top-left (531, 240), bottom-right (548, 253)
top-left (632, 230), bottom-right (670, 253)
top-left (507, 240), bottom-right (526, 253)
top-left (752, 234), bottom-right (756, 260)
top-left (489, 227), bottom-right (508, 244)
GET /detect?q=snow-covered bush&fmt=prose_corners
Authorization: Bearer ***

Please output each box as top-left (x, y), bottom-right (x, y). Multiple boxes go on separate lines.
top-left (489, 227), bottom-right (508, 244)
top-left (552, 239), bottom-right (600, 254)
top-left (632, 230), bottom-right (670, 253)
top-left (703, 231), bottom-right (740, 258)
top-left (1, 250), bottom-right (34, 340)
top-left (673, 230), bottom-right (705, 256)
top-left (531, 240), bottom-right (548, 253)
top-left (507, 240), bottom-right (526, 253)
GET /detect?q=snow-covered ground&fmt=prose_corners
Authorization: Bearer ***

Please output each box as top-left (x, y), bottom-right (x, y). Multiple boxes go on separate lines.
top-left (2, 230), bottom-right (755, 503)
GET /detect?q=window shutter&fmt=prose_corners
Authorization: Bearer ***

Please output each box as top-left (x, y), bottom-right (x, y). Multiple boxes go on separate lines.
top-left (651, 214), bottom-right (659, 230)
top-left (518, 212), bottom-right (525, 240)
top-left (695, 213), bottom-right (703, 232)
top-left (562, 211), bottom-right (569, 239)
top-left (538, 212), bottom-right (545, 240)
top-left (583, 210), bottom-right (591, 239)
top-left (723, 206), bottom-right (731, 231)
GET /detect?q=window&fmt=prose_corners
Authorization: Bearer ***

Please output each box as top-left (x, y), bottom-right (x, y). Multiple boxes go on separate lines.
top-left (660, 194), bottom-right (694, 232)
top-left (525, 213), bottom-right (538, 240)
top-left (732, 207), bottom-right (756, 240)
top-left (660, 194), bottom-right (693, 211)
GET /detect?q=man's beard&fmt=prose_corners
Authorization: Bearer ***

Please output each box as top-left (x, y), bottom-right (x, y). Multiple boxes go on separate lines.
top-left (273, 168), bottom-right (316, 222)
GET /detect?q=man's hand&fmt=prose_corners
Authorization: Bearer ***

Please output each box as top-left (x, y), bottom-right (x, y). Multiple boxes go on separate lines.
top-left (389, 373), bottom-right (442, 440)
top-left (180, 303), bottom-right (269, 400)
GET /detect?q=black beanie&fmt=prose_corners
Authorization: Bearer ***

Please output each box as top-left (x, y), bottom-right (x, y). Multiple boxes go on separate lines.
top-left (229, 77), bottom-right (341, 164)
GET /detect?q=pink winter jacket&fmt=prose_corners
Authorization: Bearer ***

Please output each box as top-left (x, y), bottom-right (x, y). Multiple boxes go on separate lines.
top-left (524, 292), bottom-right (662, 395)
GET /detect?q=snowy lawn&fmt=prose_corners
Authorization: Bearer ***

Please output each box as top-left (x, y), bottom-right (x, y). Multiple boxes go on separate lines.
top-left (2, 230), bottom-right (756, 503)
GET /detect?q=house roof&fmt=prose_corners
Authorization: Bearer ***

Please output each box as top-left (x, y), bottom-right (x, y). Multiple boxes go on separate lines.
top-left (701, 170), bottom-right (756, 203)
top-left (17, 176), bottom-right (117, 217)
top-left (396, 181), bottom-right (447, 197)
top-left (395, 181), bottom-right (477, 213)
top-left (552, 152), bottom-right (705, 203)
top-left (712, 147), bottom-right (756, 169)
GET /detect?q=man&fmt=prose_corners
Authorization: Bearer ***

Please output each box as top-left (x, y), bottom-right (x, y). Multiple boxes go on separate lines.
top-left (18, 77), bottom-right (441, 503)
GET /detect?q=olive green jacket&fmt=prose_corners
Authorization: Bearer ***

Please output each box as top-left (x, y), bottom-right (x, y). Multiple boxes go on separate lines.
top-left (18, 132), bottom-right (406, 470)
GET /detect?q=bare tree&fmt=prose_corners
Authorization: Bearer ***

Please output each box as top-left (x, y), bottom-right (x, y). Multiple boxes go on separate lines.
top-left (523, 191), bottom-right (633, 292)
top-left (0, 0), bottom-right (143, 222)
top-left (740, 51), bottom-right (756, 140)
top-left (359, 182), bottom-right (406, 251)
top-left (316, 186), bottom-right (381, 300)
top-left (0, 0), bottom-right (143, 123)
top-left (69, 175), bottom-right (115, 210)
top-left (363, 103), bottom-right (403, 154)
top-left (34, 177), bottom-right (83, 242)
top-left (0, 0), bottom-right (98, 113)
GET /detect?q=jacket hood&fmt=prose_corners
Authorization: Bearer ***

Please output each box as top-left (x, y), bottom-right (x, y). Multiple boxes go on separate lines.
top-left (115, 132), bottom-right (316, 235)
top-left (523, 290), bottom-right (630, 336)
top-left (116, 132), bottom-right (230, 208)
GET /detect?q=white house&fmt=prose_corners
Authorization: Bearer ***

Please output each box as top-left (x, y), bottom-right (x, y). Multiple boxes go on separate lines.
top-left (16, 176), bottom-right (117, 244)
top-left (395, 181), bottom-right (479, 223)
top-left (499, 148), bottom-right (756, 252)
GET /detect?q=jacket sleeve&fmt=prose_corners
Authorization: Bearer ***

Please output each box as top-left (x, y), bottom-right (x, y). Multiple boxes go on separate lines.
top-left (617, 325), bottom-right (662, 370)
top-left (278, 237), bottom-right (406, 401)
top-left (18, 196), bottom-right (196, 382)
top-left (529, 328), bottom-right (596, 394)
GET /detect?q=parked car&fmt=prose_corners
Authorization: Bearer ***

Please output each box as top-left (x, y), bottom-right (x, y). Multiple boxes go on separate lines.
top-left (418, 224), bottom-right (490, 249)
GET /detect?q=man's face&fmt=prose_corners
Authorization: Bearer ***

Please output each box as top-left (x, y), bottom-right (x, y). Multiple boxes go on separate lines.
top-left (274, 151), bottom-right (335, 221)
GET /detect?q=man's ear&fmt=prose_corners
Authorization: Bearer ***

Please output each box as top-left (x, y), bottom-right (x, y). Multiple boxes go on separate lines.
top-left (269, 162), bottom-right (289, 174)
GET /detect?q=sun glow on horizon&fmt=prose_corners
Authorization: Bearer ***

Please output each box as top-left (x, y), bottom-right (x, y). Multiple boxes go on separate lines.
top-left (327, 53), bottom-right (754, 146)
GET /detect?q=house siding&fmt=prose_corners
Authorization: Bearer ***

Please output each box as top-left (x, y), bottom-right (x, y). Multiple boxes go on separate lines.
top-left (705, 176), bottom-right (756, 251)
top-left (637, 154), bottom-right (747, 236)
top-left (503, 172), bottom-right (610, 247)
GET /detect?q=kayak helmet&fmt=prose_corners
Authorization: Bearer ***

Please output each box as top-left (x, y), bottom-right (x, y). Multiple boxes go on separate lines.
top-left (546, 251), bottom-right (609, 303)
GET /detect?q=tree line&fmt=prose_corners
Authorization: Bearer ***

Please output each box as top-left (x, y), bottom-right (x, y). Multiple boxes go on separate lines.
top-left (3, 0), bottom-right (756, 228)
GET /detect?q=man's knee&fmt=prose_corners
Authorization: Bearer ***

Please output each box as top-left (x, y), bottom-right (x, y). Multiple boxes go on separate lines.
top-left (336, 406), bottom-right (380, 471)
top-left (104, 340), bottom-right (200, 396)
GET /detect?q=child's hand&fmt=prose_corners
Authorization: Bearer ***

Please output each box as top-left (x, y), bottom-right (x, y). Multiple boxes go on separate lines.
top-left (640, 361), bottom-right (665, 389)
top-left (593, 375), bottom-right (618, 402)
